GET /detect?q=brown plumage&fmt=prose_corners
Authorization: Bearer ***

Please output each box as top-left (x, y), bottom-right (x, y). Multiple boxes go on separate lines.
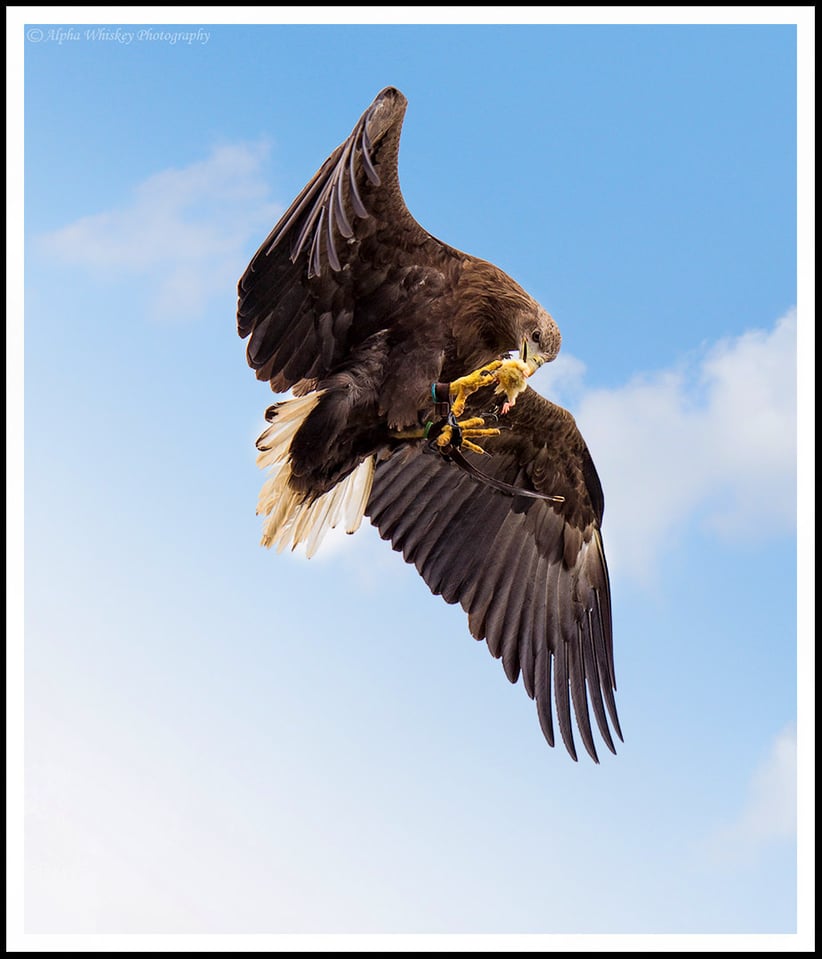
top-left (237, 86), bottom-right (622, 761)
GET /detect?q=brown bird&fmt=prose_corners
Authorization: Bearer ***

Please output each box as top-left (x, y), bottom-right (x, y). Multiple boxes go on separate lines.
top-left (237, 86), bottom-right (622, 762)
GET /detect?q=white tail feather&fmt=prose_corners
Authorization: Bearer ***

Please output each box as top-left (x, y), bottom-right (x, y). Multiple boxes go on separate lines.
top-left (255, 392), bottom-right (375, 558)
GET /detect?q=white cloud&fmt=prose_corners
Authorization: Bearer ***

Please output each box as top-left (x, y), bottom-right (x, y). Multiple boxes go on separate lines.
top-left (40, 147), bottom-right (797, 584)
top-left (556, 311), bottom-right (797, 581)
top-left (41, 142), bottom-right (282, 321)
top-left (535, 350), bottom-right (588, 400)
top-left (702, 724), bottom-right (797, 865)
top-left (275, 312), bottom-right (796, 584)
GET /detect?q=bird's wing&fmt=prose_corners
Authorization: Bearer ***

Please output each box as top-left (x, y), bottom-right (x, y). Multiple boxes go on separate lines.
top-left (237, 86), bottom-right (455, 394)
top-left (366, 386), bottom-right (622, 762)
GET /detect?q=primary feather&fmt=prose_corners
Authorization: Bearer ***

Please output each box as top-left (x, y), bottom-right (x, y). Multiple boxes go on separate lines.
top-left (237, 87), bottom-right (621, 761)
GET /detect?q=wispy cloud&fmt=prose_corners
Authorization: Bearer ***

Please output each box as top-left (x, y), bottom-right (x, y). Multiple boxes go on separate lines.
top-left (41, 142), bottom-right (282, 321)
top-left (273, 312), bottom-right (797, 584)
top-left (41, 148), bottom-right (797, 584)
top-left (541, 311), bottom-right (797, 581)
top-left (700, 724), bottom-right (797, 865)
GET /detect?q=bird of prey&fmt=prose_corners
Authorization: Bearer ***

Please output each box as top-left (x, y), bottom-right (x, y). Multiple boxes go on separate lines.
top-left (237, 86), bottom-right (622, 762)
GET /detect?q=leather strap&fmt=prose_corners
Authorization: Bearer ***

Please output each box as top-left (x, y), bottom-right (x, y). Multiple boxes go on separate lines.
top-left (431, 382), bottom-right (452, 418)
top-left (442, 446), bottom-right (565, 504)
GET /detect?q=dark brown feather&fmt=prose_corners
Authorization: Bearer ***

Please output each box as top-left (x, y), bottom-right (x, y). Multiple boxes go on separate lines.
top-left (365, 387), bottom-right (621, 761)
top-left (238, 87), bottom-right (453, 409)
top-left (238, 87), bottom-right (619, 760)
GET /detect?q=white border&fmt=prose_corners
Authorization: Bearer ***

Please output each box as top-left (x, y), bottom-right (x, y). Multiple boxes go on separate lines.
top-left (7, 6), bottom-right (815, 953)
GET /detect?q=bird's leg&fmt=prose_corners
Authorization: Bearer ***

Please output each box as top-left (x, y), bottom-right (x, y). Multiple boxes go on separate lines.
top-left (391, 355), bottom-right (534, 454)
top-left (447, 360), bottom-right (502, 417)
top-left (433, 416), bottom-right (500, 455)
top-left (390, 415), bottom-right (501, 455)
top-left (449, 358), bottom-right (533, 416)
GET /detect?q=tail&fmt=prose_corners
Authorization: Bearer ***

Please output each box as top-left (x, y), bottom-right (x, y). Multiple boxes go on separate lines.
top-left (254, 392), bottom-right (375, 558)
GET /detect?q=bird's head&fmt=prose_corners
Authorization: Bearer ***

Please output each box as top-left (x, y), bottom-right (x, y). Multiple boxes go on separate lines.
top-left (519, 306), bottom-right (561, 373)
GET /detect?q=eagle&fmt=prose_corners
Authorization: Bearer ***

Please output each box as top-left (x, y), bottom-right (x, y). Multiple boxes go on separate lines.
top-left (237, 87), bottom-right (622, 762)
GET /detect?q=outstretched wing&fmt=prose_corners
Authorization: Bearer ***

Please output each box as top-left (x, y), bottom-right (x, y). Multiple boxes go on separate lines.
top-left (237, 86), bottom-right (456, 394)
top-left (366, 386), bottom-right (622, 762)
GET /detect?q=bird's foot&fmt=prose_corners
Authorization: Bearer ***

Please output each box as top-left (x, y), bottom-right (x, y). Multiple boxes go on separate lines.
top-left (390, 416), bottom-right (500, 455)
top-left (433, 416), bottom-right (500, 455)
top-left (448, 361), bottom-right (502, 417)
top-left (449, 358), bottom-right (532, 416)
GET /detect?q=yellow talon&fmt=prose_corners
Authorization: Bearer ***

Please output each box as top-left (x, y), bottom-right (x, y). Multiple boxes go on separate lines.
top-left (449, 361), bottom-right (503, 416)
top-left (449, 357), bottom-right (532, 416)
top-left (435, 425), bottom-right (453, 448)
top-left (434, 418), bottom-right (500, 454)
top-left (461, 439), bottom-right (489, 455)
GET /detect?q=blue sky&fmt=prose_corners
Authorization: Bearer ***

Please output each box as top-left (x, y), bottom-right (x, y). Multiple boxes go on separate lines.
top-left (10, 7), bottom-right (813, 951)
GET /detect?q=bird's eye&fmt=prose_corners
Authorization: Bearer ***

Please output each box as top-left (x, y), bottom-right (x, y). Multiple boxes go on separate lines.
top-left (532, 330), bottom-right (541, 344)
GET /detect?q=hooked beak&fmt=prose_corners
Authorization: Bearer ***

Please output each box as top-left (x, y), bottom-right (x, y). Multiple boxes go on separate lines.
top-left (521, 338), bottom-right (546, 374)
